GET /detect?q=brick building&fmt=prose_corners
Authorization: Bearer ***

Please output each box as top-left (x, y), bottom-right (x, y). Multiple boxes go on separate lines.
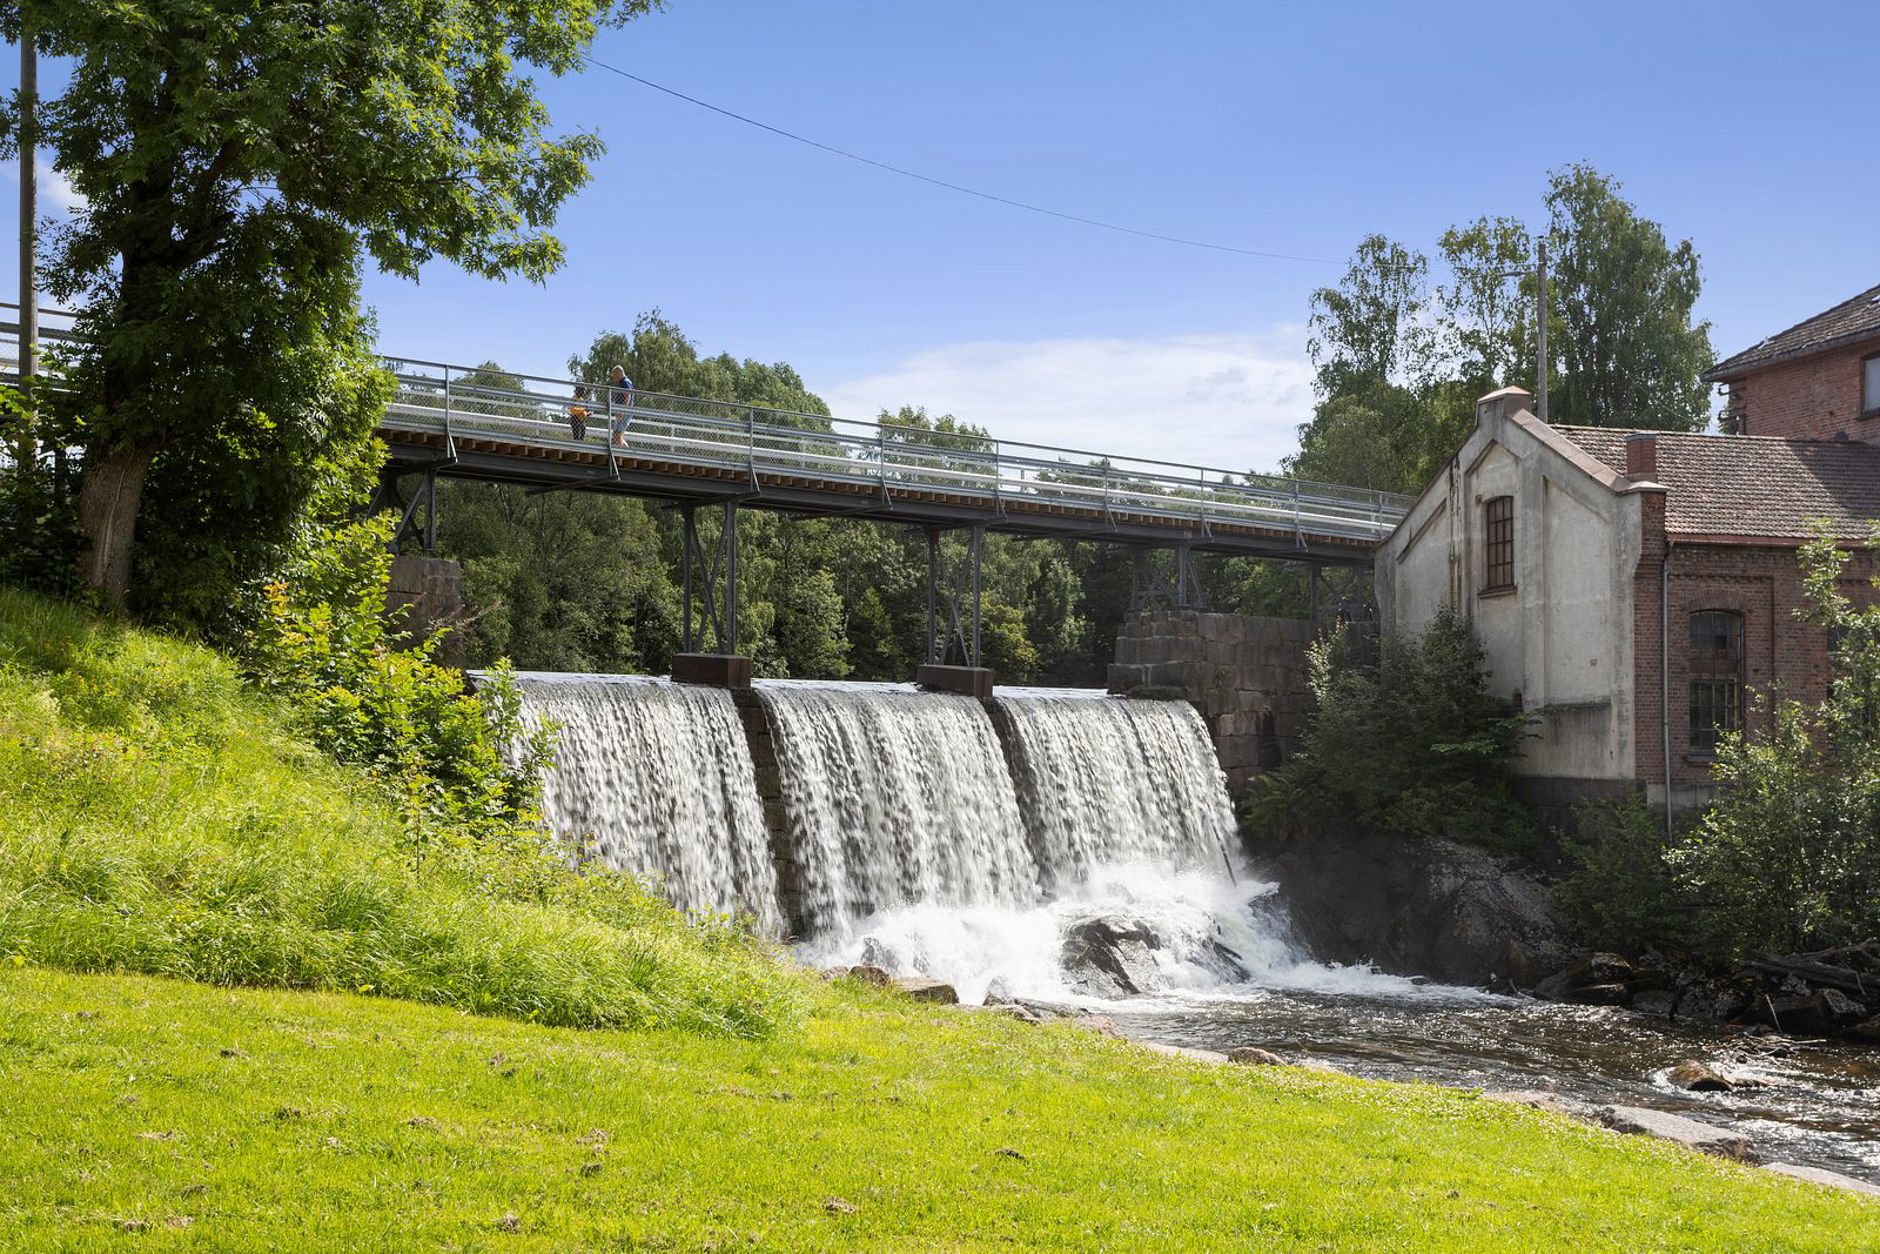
top-left (1374, 284), bottom-right (1880, 820)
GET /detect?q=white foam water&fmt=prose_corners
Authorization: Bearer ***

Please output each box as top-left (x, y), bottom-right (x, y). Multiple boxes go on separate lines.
top-left (514, 673), bottom-right (782, 933)
top-left (992, 689), bottom-right (1237, 889)
top-left (798, 860), bottom-right (1459, 1007)
top-left (755, 681), bottom-right (1038, 933)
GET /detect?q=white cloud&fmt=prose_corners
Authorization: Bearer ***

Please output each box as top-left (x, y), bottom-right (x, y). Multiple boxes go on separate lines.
top-left (822, 327), bottom-right (1315, 476)
top-left (1, 154), bottom-right (87, 216)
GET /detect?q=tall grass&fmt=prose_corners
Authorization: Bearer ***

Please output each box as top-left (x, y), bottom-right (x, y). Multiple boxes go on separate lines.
top-left (0, 587), bottom-right (801, 1038)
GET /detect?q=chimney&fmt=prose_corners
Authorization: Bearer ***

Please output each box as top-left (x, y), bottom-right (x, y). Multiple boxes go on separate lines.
top-left (1475, 385), bottom-right (1533, 425)
top-left (1625, 431), bottom-right (1658, 480)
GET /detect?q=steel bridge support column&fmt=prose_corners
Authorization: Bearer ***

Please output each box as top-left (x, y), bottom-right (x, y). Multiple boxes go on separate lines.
top-left (923, 524), bottom-right (985, 668)
top-left (673, 500), bottom-right (750, 686)
top-left (376, 466), bottom-right (442, 554)
top-left (1129, 542), bottom-right (1204, 611)
top-left (916, 524), bottom-right (993, 697)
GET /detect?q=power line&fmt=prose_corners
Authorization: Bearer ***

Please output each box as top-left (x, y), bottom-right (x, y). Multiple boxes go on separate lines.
top-left (581, 54), bottom-right (1334, 264)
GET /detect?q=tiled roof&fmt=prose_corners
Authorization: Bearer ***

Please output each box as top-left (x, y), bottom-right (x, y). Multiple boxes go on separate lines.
top-left (1705, 283), bottom-right (1880, 381)
top-left (1555, 426), bottom-right (1880, 540)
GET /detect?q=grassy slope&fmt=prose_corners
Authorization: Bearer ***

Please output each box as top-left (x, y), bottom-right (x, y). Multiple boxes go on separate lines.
top-left (1, 588), bottom-right (1876, 1250)
top-left (0, 586), bottom-right (799, 1037)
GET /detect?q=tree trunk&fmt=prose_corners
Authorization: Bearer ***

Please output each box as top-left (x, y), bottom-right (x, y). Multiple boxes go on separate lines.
top-left (76, 442), bottom-right (157, 608)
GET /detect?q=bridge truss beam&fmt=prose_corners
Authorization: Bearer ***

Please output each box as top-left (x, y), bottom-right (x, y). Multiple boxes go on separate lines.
top-left (924, 524), bottom-right (985, 669)
top-left (680, 501), bottom-right (740, 655)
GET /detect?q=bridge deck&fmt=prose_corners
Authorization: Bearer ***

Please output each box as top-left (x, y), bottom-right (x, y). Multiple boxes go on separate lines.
top-left (380, 362), bottom-right (1408, 563)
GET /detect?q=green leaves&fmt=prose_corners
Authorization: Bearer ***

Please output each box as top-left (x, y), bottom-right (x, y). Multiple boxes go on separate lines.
top-left (1292, 165), bottom-right (1714, 495)
top-left (1673, 527), bottom-right (1880, 954)
top-left (16, 0), bottom-right (654, 607)
top-left (1248, 608), bottom-right (1536, 851)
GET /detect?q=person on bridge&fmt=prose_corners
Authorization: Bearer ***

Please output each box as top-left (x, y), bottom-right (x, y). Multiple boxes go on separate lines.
top-left (567, 386), bottom-right (590, 441)
top-left (607, 364), bottom-right (634, 447)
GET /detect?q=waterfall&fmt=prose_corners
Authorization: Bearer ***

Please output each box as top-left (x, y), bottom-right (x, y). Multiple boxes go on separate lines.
top-left (991, 689), bottom-right (1237, 890)
top-left (754, 681), bottom-right (1038, 934)
top-left (514, 674), bottom-right (781, 934)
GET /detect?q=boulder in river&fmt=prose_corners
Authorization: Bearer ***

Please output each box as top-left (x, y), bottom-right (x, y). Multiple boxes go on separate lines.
top-left (1753, 989), bottom-right (1868, 1036)
top-left (1665, 1061), bottom-right (1734, 1093)
top-left (1228, 1047), bottom-right (1287, 1066)
top-left (1060, 916), bottom-right (1165, 998)
top-left (1597, 1105), bottom-right (1757, 1162)
top-left (1258, 830), bottom-right (1572, 989)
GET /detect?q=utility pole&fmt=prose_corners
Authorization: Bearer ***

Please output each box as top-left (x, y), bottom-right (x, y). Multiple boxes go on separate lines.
top-left (15, 25), bottom-right (36, 469)
top-left (1534, 237), bottom-right (1548, 424)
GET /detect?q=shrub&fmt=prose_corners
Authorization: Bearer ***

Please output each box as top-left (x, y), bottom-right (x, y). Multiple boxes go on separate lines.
top-left (1554, 795), bottom-right (1689, 953)
top-left (1668, 528), bottom-right (1880, 956)
top-left (1248, 608), bottom-right (1536, 851)
top-left (242, 500), bottom-right (552, 846)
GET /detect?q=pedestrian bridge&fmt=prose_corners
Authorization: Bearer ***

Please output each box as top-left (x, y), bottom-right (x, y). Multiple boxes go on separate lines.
top-left (376, 356), bottom-right (1408, 563)
top-left (2, 309), bottom-right (1409, 669)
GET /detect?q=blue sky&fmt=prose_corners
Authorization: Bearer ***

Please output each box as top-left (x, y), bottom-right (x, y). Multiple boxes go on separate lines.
top-left (4, 1), bottom-right (1876, 471)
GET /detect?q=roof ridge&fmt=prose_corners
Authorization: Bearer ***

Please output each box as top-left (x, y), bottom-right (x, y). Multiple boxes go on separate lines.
top-left (1553, 424), bottom-right (1880, 449)
top-left (1706, 281), bottom-right (1880, 379)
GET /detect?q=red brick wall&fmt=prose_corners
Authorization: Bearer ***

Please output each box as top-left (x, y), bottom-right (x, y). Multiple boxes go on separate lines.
top-left (1731, 341), bottom-right (1880, 441)
top-left (1631, 526), bottom-right (1875, 786)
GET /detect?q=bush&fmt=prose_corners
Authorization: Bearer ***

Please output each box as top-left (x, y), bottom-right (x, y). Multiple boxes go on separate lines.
top-left (1666, 530), bottom-right (1880, 956)
top-left (0, 586), bottom-right (801, 1037)
top-left (1554, 795), bottom-right (1689, 953)
top-left (1248, 608), bottom-right (1536, 851)
top-left (242, 494), bottom-right (552, 846)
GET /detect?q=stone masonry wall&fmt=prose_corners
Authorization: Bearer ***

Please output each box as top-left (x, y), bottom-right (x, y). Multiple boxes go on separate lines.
top-left (1107, 610), bottom-right (1317, 797)
top-left (386, 554), bottom-right (466, 667)
top-left (729, 688), bottom-right (809, 937)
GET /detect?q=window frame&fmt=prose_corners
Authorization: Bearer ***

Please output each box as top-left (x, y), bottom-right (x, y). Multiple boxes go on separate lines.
top-left (1481, 495), bottom-right (1516, 594)
top-left (1688, 609), bottom-right (1746, 757)
top-left (1862, 349), bottom-right (1880, 420)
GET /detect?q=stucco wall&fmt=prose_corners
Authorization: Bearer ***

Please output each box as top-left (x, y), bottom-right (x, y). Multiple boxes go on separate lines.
top-left (1375, 392), bottom-right (1642, 783)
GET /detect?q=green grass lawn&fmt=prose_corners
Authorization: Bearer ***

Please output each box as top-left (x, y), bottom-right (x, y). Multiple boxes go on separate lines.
top-left (4, 966), bottom-right (1878, 1252)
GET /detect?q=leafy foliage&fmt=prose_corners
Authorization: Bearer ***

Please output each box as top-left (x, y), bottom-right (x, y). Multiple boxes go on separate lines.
top-left (243, 503), bottom-right (553, 846)
top-left (1667, 529), bottom-right (1880, 954)
top-left (1554, 795), bottom-right (1690, 954)
top-left (1249, 609), bottom-right (1536, 851)
top-left (1291, 165), bottom-right (1714, 496)
top-left (3, 0), bottom-right (659, 606)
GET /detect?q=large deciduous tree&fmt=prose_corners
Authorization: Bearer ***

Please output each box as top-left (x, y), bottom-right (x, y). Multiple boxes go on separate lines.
top-left (1293, 167), bottom-right (1715, 497)
top-left (1, 0), bottom-right (658, 608)
top-left (1543, 165), bottom-right (1712, 432)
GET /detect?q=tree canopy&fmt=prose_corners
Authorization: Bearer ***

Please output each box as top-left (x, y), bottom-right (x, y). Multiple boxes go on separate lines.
top-left (1290, 166), bottom-right (1715, 497)
top-left (1, 0), bottom-right (659, 612)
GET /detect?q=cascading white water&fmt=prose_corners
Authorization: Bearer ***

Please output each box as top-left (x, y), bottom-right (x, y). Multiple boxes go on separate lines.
top-left (754, 681), bottom-right (1038, 933)
top-left (992, 689), bottom-right (1237, 890)
top-left (514, 674), bottom-right (782, 934)
top-left (799, 861), bottom-right (1441, 1007)
top-left (790, 684), bottom-right (1427, 1005)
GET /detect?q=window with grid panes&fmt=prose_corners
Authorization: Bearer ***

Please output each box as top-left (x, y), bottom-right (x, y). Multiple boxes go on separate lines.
top-left (1689, 610), bottom-right (1744, 754)
top-left (1483, 496), bottom-right (1515, 592)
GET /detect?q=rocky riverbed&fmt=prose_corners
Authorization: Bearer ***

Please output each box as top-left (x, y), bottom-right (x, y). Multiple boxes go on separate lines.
top-left (1107, 984), bottom-right (1880, 1188)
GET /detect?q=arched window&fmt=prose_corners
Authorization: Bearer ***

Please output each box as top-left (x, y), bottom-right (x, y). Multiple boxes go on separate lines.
top-left (1689, 610), bottom-right (1745, 753)
top-left (1483, 496), bottom-right (1515, 592)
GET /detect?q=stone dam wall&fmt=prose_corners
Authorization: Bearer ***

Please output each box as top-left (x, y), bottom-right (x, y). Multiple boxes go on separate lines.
top-left (1107, 610), bottom-right (1318, 796)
